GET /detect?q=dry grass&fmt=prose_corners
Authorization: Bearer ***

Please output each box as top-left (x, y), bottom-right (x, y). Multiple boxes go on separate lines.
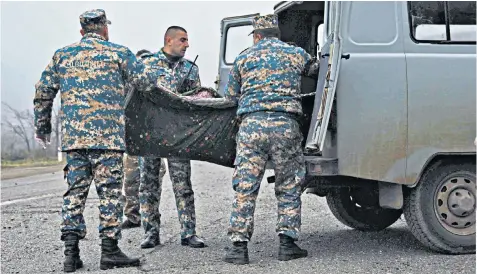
top-left (1, 158), bottom-right (66, 169)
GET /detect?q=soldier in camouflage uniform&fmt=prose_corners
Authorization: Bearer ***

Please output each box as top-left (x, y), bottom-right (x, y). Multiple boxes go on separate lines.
top-left (34, 9), bottom-right (155, 272)
top-left (120, 49), bottom-right (167, 230)
top-left (222, 14), bottom-right (320, 264)
top-left (137, 26), bottom-right (205, 249)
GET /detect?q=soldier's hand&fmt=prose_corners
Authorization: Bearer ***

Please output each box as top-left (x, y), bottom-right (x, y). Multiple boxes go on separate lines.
top-left (35, 133), bottom-right (51, 149)
top-left (307, 59), bottom-right (320, 77)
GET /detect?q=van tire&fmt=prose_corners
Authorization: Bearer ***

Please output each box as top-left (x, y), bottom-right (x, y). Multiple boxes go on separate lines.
top-left (403, 161), bottom-right (476, 254)
top-left (326, 187), bottom-right (402, 231)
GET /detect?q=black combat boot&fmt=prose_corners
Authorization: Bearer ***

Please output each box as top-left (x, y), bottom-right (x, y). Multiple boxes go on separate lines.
top-left (278, 234), bottom-right (308, 261)
top-left (140, 231), bottom-right (160, 249)
top-left (63, 234), bottom-right (83, 273)
top-left (223, 241), bottom-right (249, 265)
top-left (100, 238), bottom-right (140, 270)
top-left (181, 235), bottom-right (205, 248)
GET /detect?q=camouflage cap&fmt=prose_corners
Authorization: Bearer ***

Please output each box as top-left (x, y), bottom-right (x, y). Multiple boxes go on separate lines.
top-left (249, 14), bottom-right (279, 36)
top-left (79, 9), bottom-right (111, 31)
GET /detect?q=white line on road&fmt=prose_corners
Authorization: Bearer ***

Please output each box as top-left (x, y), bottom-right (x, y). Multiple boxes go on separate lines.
top-left (1, 193), bottom-right (58, 206)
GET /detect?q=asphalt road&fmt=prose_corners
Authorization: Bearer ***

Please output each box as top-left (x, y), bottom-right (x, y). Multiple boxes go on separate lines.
top-left (1, 162), bottom-right (475, 274)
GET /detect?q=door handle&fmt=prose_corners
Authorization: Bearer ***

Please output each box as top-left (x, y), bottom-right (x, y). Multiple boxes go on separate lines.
top-left (321, 53), bottom-right (350, 59)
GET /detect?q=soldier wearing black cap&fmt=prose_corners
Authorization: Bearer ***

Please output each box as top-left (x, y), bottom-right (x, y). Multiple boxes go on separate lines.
top-left (34, 8), bottom-right (153, 272)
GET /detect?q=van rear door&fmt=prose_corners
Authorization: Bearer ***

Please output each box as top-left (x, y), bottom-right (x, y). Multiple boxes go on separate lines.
top-left (216, 14), bottom-right (258, 95)
top-left (305, 1), bottom-right (343, 153)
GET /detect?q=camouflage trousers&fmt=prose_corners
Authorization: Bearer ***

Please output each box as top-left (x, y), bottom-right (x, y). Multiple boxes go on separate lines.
top-left (61, 149), bottom-right (123, 241)
top-left (121, 153), bottom-right (141, 224)
top-left (228, 112), bottom-right (306, 242)
top-left (139, 158), bottom-right (196, 239)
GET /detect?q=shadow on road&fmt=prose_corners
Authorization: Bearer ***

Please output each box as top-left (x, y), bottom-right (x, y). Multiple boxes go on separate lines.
top-left (299, 226), bottom-right (441, 256)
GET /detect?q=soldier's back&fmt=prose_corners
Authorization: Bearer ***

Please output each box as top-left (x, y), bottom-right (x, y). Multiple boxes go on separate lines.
top-left (55, 34), bottom-right (132, 94)
top-left (234, 38), bottom-right (309, 116)
top-left (52, 33), bottom-right (137, 151)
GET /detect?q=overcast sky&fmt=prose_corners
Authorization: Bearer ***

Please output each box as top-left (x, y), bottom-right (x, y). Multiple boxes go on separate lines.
top-left (0, 1), bottom-right (275, 113)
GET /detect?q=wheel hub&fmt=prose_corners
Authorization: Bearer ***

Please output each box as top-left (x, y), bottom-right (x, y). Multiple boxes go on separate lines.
top-left (448, 188), bottom-right (475, 217)
top-left (435, 176), bottom-right (476, 235)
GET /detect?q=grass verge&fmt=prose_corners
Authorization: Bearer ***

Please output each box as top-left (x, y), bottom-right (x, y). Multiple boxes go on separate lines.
top-left (1, 158), bottom-right (66, 169)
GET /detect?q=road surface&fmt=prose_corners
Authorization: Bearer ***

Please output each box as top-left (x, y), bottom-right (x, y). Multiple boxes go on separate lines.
top-left (1, 162), bottom-right (475, 273)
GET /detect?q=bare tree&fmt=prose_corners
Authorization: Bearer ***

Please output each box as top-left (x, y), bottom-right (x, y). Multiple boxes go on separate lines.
top-left (1, 101), bottom-right (61, 159)
top-left (22, 105), bottom-right (60, 157)
top-left (1, 102), bottom-right (33, 154)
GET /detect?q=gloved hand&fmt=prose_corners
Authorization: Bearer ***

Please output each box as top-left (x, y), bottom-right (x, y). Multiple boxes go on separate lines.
top-left (35, 133), bottom-right (51, 149)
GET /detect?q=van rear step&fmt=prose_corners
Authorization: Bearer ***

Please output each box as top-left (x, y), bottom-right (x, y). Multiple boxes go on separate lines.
top-left (266, 156), bottom-right (338, 185)
top-left (305, 156), bottom-right (338, 176)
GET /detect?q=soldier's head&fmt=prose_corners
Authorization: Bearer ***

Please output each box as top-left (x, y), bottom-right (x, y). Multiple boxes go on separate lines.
top-left (250, 14), bottom-right (280, 44)
top-left (163, 26), bottom-right (189, 57)
top-left (79, 9), bottom-right (111, 41)
top-left (136, 49), bottom-right (151, 58)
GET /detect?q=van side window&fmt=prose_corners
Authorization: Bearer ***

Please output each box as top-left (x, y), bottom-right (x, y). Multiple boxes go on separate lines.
top-left (225, 25), bottom-right (254, 65)
top-left (408, 1), bottom-right (476, 43)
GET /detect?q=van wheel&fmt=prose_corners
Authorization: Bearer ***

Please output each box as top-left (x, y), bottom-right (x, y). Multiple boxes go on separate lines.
top-left (404, 161), bottom-right (476, 254)
top-left (326, 187), bottom-right (402, 231)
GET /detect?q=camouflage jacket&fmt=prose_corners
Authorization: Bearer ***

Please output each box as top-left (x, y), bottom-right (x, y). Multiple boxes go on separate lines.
top-left (140, 48), bottom-right (200, 94)
top-left (224, 37), bottom-right (319, 116)
top-left (34, 33), bottom-right (152, 151)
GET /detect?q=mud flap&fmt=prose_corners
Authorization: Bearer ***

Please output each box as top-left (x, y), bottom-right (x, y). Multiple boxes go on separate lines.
top-left (378, 182), bottom-right (403, 210)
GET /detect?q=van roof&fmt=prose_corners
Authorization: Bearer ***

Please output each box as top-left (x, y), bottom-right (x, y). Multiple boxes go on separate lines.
top-left (274, 1), bottom-right (303, 13)
top-left (274, 1), bottom-right (287, 10)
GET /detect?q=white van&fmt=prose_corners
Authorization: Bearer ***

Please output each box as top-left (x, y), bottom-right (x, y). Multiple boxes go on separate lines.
top-left (215, 1), bottom-right (476, 254)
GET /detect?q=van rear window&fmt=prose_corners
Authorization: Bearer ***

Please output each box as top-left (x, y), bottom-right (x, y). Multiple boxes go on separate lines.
top-left (408, 1), bottom-right (476, 43)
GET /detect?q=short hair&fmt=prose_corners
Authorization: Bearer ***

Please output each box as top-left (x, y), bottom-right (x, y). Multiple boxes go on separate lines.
top-left (164, 26), bottom-right (188, 44)
top-left (255, 28), bottom-right (281, 39)
top-left (84, 28), bottom-right (105, 35)
top-left (136, 49), bottom-right (151, 57)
